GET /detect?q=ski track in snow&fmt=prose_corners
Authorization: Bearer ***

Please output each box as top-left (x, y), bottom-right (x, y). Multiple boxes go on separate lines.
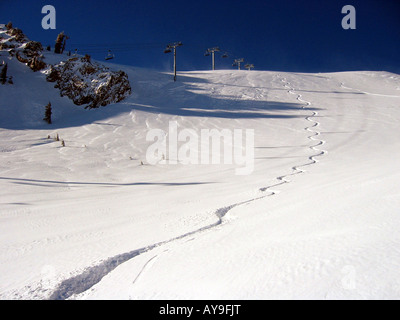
top-left (48, 75), bottom-right (327, 300)
top-left (260, 77), bottom-right (326, 192)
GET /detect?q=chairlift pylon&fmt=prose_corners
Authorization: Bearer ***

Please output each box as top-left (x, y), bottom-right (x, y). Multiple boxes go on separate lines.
top-left (105, 50), bottom-right (115, 61)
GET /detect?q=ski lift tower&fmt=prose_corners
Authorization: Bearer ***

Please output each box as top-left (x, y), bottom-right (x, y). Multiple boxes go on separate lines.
top-left (105, 50), bottom-right (115, 61)
top-left (164, 42), bottom-right (183, 82)
top-left (233, 58), bottom-right (244, 70)
top-left (244, 63), bottom-right (254, 71)
top-left (204, 47), bottom-right (220, 70)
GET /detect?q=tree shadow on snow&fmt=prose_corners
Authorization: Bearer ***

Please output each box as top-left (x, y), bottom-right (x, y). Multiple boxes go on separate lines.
top-left (0, 70), bottom-right (323, 130)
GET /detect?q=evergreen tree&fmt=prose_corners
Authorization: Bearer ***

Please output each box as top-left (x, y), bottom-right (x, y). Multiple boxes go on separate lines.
top-left (43, 102), bottom-right (52, 124)
top-left (54, 32), bottom-right (65, 54)
top-left (0, 63), bottom-right (8, 85)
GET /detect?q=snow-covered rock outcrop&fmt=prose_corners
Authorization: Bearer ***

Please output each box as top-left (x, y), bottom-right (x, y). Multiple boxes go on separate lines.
top-left (0, 22), bottom-right (46, 72)
top-left (1, 22), bottom-right (132, 109)
top-left (46, 54), bottom-right (132, 109)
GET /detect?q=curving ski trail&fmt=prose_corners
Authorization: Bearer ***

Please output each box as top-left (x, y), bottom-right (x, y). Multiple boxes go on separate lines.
top-left (48, 75), bottom-right (327, 300)
top-left (261, 78), bottom-right (326, 193)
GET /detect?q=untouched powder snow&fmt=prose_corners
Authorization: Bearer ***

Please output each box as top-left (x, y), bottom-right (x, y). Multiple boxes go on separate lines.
top-left (1, 48), bottom-right (400, 299)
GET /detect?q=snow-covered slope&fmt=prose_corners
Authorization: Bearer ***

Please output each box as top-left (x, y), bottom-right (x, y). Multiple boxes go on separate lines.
top-left (1, 45), bottom-right (400, 299)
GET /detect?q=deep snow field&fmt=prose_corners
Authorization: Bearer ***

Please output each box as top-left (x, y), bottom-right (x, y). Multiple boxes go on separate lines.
top-left (1, 46), bottom-right (400, 299)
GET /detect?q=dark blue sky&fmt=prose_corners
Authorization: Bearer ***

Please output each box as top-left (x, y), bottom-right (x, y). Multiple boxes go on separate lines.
top-left (1, 0), bottom-right (399, 73)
